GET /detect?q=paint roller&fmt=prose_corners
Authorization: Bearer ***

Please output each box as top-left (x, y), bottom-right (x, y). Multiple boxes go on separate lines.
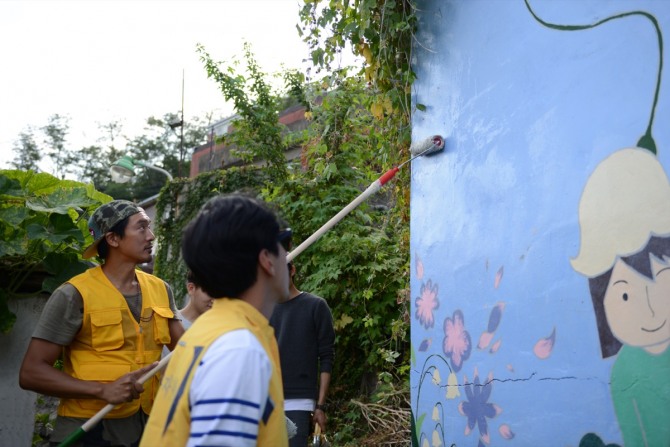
top-left (57, 134), bottom-right (445, 447)
top-left (286, 134), bottom-right (445, 262)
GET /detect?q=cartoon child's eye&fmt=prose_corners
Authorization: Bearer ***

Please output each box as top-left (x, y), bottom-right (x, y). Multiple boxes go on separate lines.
top-left (622, 293), bottom-right (629, 302)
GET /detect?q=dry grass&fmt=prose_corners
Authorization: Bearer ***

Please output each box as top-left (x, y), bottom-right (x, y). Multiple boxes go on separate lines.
top-left (351, 387), bottom-right (411, 447)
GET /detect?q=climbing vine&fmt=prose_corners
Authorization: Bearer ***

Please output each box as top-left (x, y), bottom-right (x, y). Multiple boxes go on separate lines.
top-left (153, 167), bottom-right (267, 305)
top-left (298, 0), bottom-right (419, 234)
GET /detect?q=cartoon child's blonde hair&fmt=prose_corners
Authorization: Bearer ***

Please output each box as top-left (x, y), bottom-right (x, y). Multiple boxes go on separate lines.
top-left (571, 148), bottom-right (670, 278)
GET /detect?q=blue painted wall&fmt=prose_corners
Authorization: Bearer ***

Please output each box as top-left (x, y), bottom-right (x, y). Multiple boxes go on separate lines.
top-left (410, 1), bottom-right (670, 446)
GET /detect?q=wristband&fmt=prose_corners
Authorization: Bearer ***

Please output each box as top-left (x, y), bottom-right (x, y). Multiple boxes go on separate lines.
top-left (315, 404), bottom-right (326, 411)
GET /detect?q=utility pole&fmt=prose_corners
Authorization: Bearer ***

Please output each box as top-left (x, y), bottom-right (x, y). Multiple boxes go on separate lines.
top-left (179, 69), bottom-right (185, 178)
top-left (169, 69), bottom-right (185, 178)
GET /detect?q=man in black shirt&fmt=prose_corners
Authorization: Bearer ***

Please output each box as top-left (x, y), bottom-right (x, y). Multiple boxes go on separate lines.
top-left (270, 247), bottom-right (335, 446)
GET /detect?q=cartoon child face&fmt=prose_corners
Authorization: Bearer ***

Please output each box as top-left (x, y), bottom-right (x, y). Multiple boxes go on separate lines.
top-left (604, 256), bottom-right (670, 354)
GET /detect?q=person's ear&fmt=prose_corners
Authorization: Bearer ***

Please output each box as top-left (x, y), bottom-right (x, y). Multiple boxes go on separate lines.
top-left (186, 282), bottom-right (196, 295)
top-left (105, 232), bottom-right (120, 248)
top-left (258, 248), bottom-right (276, 277)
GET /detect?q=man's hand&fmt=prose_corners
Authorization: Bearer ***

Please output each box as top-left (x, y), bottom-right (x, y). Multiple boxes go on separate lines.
top-left (100, 362), bottom-right (159, 404)
top-left (313, 408), bottom-right (326, 433)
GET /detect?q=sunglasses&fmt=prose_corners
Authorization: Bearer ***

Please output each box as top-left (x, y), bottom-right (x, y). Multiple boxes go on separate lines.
top-left (278, 228), bottom-right (292, 250)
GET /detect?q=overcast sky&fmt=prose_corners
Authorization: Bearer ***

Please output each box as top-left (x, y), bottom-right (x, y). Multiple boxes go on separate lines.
top-left (0, 0), bottom-right (315, 169)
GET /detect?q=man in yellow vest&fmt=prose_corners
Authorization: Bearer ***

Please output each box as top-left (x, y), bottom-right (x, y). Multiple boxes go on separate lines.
top-left (141, 194), bottom-right (291, 447)
top-left (19, 199), bottom-right (185, 446)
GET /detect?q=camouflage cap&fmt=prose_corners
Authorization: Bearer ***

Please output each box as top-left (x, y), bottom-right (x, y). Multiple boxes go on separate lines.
top-left (83, 200), bottom-right (142, 259)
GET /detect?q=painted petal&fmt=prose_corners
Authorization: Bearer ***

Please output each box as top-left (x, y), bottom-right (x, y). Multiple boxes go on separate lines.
top-left (533, 327), bottom-right (556, 360)
top-left (416, 253), bottom-right (424, 280)
top-left (446, 371), bottom-right (460, 399)
top-left (481, 432), bottom-right (491, 444)
top-left (432, 430), bottom-right (443, 446)
top-left (479, 380), bottom-right (492, 402)
top-left (487, 302), bottom-right (504, 333)
top-left (422, 439), bottom-right (430, 447)
top-left (490, 339), bottom-right (502, 353)
top-left (479, 415), bottom-right (489, 437)
top-left (457, 401), bottom-right (466, 416)
top-left (493, 404), bottom-right (503, 416)
top-left (419, 338), bottom-right (431, 352)
top-left (506, 364), bottom-right (515, 372)
top-left (499, 423), bottom-right (515, 439)
top-left (432, 405), bottom-right (440, 421)
top-left (432, 368), bottom-right (442, 386)
top-left (464, 378), bottom-right (474, 401)
top-left (472, 377), bottom-right (482, 399)
top-left (478, 331), bottom-right (494, 350)
top-left (464, 424), bottom-right (471, 436)
top-left (494, 266), bottom-right (503, 289)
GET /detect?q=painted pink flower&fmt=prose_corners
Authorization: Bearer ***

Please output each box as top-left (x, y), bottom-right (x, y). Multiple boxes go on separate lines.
top-left (442, 310), bottom-right (471, 372)
top-left (415, 280), bottom-right (439, 329)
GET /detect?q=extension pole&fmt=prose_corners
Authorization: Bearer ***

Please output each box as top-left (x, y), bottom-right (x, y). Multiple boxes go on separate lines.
top-left (287, 134), bottom-right (445, 262)
top-left (57, 354), bottom-right (172, 447)
top-left (286, 167), bottom-right (399, 262)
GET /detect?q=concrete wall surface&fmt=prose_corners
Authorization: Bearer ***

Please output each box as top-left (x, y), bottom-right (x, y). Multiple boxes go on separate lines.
top-left (0, 296), bottom-right (47, 446)
top-left (410, 1), bottom-right (670, 446)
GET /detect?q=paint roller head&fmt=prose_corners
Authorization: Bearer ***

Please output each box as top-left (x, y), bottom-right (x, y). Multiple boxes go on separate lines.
top-left (409, 135), bottom-right (445, 157)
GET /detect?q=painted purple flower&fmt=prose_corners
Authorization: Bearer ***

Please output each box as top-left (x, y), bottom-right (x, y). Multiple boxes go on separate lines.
top-left (415, 280), bottom-right (439, 329)
top-left (442, 310), bottom-right (471, 372)
top-left (458, 368), bottom-right (502, 444)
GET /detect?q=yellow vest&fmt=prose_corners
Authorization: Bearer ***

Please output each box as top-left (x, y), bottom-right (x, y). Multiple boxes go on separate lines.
top-left (140, 298), bottom-right (288, 447)
top-left (59, 266), bottom-right (173, 418)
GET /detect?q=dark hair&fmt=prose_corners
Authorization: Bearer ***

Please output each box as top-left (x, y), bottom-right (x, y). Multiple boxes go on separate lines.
top-left (186, 269), bottom-right (199, 287)
top-left (96, 216), bottom-right (130, 260)
top-left (589, 235), bottom-right (670, 358)
top-left (181, 194), bottom-right (280, 298)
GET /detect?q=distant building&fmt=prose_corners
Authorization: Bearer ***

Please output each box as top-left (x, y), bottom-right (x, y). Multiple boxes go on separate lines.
top-left (190, 103), bottom-right (310, 177)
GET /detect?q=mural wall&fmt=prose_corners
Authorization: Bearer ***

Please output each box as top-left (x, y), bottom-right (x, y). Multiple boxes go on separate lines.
top-left (410, 1), bottom-right (670, 446)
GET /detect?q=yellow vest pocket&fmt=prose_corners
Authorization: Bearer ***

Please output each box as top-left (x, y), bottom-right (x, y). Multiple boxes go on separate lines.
top-left (152, 306), bottom-right (173, 345)
top-left (90, 310), bottom-right (124, 351)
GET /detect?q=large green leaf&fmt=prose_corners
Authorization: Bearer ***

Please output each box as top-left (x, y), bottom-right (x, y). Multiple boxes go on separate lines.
top-left (0, 173), bottom-right (24, 198)
top-left (0, 231), bottom-right (28, 258)
top-left (50, 212), bottom-right (80, 233)
top-left (42, 251), bottom-right (78, 275)
top-left (0, 207), bottom-right (31, 227)
top-left (25, 223), bottom-right (80, 245)
top-left (26, 187), bottom-right (99, 214)
top-left (0, 170), bottom-right (110, 334)
top-left (42, 257), bottom-right (91, 293)
top-left (0, 170), bottom-right (59, 194)
top-left (84, 183), bottom-right (113, 205)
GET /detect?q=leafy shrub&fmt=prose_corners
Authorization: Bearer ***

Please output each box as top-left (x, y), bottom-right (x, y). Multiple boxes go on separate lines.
top-left (0, 170), bottom-right (111, 332)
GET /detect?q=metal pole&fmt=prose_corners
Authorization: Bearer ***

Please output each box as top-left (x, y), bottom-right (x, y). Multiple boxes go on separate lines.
top-left (179, 69), bottom-right (185, 178)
